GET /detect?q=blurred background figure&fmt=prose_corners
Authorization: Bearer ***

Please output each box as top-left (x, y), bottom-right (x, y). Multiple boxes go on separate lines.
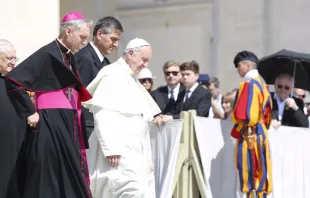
top-left (208, 76), bottom-right (224, 119)
top-left (221, 91), bottom-right (236, 120)
top-left (294, 88), bottom-right (307, 114)
top-left (271, 73), bottom-right (308, 128)
top-left (294, 88), bottom-right (306, 102)
top-left (305, 99), bottom-right (310, 127)
top-left (198, 73), bottom-right (210, 89)
top-left (138, 67), bottom-right (156, 93)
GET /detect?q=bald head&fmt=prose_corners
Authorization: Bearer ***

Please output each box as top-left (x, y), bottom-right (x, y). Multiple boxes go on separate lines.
top-left (122, 38), bottom-right (152, 75)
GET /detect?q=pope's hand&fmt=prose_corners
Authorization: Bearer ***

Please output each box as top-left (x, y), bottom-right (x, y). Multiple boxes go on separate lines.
top-left (106, 155), bottom-right (121, 168)
top-left (153, 115), bottom-right (163, 127)
top-left (27, 112), bottom-right (39, 128)
top-left (271, 119), bottom-right (281, 129)
top-left (161, 115), bottom-right (173, 124)
top-left (285, 98), bottom-right (298, 110)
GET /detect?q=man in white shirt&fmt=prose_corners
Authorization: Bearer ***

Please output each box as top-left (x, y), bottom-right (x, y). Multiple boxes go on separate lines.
top-left (83, 38), bottom-right (161, 198)
top-left (76, 16), bottom-right (123, 139)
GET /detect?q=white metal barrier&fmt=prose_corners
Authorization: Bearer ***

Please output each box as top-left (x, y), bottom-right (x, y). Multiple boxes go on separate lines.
top-left (150, 111), bottom-right (310, 198)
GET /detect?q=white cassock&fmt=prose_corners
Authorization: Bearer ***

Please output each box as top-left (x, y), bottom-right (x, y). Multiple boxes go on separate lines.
top-left (83, 57), bottom-right (161, 198)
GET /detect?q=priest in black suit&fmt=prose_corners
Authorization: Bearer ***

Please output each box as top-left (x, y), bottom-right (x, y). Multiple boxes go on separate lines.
top-left (151, 60), bottom-right (185, 114)
top-left (76, 16), bottom-right (123, 86)
top-left (271, 73), bottom-right (309, 128)
top-left (75, 16), bottom-right (123, 139)
top-left (160, 61), bottom-right (212, 122)
top-left (5, 12), bottom-right (93, 197)
top-left (0, 39), bottom-right (27, 198)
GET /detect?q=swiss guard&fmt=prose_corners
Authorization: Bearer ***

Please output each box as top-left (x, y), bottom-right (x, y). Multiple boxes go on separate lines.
top-left (231, 51), bottom-right (273, 198)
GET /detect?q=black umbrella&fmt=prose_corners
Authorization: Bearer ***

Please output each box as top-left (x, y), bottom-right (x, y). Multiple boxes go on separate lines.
top-left (258, 49), bottom-right (310, 91)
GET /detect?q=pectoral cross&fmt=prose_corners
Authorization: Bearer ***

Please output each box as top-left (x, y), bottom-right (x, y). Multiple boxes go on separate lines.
top-left (65, 87), bottom-right (72, 101)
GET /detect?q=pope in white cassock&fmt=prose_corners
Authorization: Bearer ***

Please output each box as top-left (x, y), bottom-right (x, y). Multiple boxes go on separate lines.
top-left (83, 38), bottom-right (161, 198)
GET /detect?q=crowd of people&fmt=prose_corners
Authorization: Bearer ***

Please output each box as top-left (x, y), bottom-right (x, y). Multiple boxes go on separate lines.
top-left (139, 61), bottom-right (309, 129)
top-left (1, 11), bottom-right (310, 198)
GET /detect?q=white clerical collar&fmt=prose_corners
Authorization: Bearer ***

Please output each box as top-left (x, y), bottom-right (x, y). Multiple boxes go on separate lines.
top-left (56, 38), bottom-right (71, 54)
top-left (168, 83), bottom-right (180, 92)
top-left (244, 69), bottom-right (259, 81)
top-left (90, 41), bottom-right (104, 62)
top-left (117, 57), bottom-right (134, 76)
top-left (187, 82), bottom-right (199, 92)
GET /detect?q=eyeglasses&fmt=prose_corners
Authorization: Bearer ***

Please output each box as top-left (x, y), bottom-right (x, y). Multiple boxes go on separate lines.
top-left (165, 71), bottom-right (179, 76)
top-left (4, 56), bottom-right (19, 62)
top-left (297, 94), bottom-right (306, 99)
top-left (277, 84), bottom-right (290, 91)
top-left (139, 78), bottom-right (153, 84)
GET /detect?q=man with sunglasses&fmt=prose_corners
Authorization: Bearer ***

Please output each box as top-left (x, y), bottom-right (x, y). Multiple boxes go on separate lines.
top-left (294, 88), bottom-right (306, 101)
top-left (271, 73), bottom-right (308, 128)
top-left (151, 60), bottom-right (185, 114)
top-left (293, 88), bottom-right (308, 114)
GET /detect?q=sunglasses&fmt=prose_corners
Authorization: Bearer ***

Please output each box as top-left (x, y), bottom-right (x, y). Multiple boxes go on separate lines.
top-left (297, 94), bottom-right (306, 99)
top-left (139, 78), bottom-right (153, 83)
top-left (165, 71), bottom-right (179, 76)
top-left (277, 84), bottom-right (290, 91)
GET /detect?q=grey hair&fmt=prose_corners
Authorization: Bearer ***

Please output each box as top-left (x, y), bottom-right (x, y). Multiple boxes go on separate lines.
top-left (60, 19), bottom-right (93, 34)
top-left (123, 46), bottom-right (144, 56)
top-left (209, 76), bottom-right (220, 88)
top-left (0, 39), bottom-right (14, 54)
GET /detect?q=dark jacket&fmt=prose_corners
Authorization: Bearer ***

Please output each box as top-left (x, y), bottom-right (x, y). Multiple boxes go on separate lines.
top-left (271, 93), bottom-right (309, 128)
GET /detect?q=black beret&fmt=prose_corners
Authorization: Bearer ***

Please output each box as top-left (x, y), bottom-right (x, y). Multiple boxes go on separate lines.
top-left (233, 50), bottom-right (259, 68)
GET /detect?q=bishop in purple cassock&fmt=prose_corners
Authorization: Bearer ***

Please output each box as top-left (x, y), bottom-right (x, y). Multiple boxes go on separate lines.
top-left (5, 12), bottom-right (93, 198)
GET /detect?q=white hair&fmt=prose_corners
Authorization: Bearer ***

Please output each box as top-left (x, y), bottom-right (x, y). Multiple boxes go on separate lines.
top-left (0, 39), bottom-right (14, 54)
top-left (59, 18), bottom-right (93, 34)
